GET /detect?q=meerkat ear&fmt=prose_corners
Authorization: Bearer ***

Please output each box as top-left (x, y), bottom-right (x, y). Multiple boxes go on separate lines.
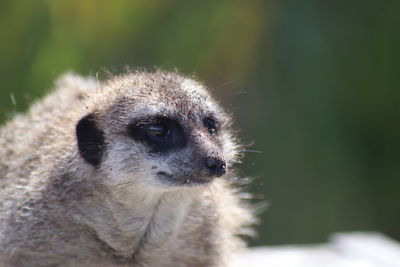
top-left (76, 113), bottom-right (105, 167)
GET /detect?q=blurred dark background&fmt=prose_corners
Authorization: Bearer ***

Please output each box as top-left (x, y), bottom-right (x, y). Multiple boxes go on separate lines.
top-left (1, 0), bottom-right (399, 246)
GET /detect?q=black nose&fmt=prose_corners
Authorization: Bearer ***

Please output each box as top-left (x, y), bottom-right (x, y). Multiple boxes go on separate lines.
top-left (204, 157), bottom-right (226, 177)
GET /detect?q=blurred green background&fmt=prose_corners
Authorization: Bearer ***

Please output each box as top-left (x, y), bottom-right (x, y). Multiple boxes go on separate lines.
top-left (1, 0), bottom-right (399, 246)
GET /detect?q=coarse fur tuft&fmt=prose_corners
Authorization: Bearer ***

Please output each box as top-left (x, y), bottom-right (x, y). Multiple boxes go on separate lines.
top-left (0, 70), bottom-right (255, 266)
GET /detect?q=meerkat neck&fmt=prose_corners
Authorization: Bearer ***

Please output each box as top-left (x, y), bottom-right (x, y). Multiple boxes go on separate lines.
top-left (81, 182), bottom-right (198, 259)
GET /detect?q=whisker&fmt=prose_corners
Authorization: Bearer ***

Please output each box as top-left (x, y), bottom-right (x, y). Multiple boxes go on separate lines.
top-left (234, 149), bottom-right (262, 153)
top-left (10, 93), bottom-right (16, 106)
top-left (215, 80), bottom-right (233, 89)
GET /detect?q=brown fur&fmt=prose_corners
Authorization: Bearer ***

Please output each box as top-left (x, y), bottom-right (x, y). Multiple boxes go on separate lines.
top-left (0, 70), bottom-right (254, 266)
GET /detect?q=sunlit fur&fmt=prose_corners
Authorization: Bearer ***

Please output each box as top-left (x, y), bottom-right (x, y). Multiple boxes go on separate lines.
top-left (0, 71), bottom-right (254, 266)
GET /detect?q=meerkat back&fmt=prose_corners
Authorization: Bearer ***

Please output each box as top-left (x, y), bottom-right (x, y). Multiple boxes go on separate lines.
top-left (0, 71), bottom-right (254, 267)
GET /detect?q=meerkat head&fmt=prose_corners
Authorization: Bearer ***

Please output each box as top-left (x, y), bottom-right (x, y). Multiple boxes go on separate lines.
top-left (76, 71), bottom-right (238, 190)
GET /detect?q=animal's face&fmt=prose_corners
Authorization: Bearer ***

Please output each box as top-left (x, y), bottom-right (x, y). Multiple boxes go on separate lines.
top-left (76, 72), bottom-right (238, 189)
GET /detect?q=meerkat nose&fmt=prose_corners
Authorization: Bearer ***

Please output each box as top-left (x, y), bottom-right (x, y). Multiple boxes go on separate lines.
top-left (204, 157), bottom-right (226, 177)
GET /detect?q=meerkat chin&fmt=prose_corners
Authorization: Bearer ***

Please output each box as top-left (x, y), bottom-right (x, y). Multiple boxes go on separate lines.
top-left (0, 70), bottom-right (254, 267)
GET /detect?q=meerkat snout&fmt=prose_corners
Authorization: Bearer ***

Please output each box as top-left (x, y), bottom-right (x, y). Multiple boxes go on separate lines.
top-left (204, 156), bottom-right (226, 177)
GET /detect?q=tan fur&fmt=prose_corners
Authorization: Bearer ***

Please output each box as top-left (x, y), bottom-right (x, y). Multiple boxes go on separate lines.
top-left (0, 70), bottom-right (254, 266)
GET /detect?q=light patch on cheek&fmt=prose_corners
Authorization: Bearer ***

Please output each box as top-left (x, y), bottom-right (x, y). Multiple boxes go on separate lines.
top-left (101, 141), bottom-right (143, 185)
top-left (101, 141), bottom-right (173, 190)
top-left (144, 158), bottom-right (178, 187)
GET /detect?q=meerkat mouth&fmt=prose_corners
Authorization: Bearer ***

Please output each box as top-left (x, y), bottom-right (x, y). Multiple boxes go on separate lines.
top-left (156, 171), bottom-right (214, 186)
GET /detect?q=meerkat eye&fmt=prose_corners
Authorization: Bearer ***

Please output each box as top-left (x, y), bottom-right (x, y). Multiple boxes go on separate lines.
top-left (146, 123), bottom-right (172, 141)
top-left (203, 117), bottom-right (217, 136)
top-left (128, 117), bottom-right (186, 153)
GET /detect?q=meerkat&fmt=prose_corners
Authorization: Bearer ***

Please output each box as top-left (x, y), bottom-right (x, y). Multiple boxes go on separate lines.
top-left (0, 70), bottom-right (254, 267)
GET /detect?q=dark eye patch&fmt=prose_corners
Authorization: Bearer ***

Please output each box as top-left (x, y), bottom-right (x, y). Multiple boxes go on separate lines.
top-left (128, 116), bottom-right (186, 153)
top-left (203, 116), bottom-right (218, 136)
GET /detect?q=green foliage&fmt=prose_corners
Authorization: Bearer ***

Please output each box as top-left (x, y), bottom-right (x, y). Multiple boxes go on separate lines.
top-left (1, 0), bottom-right (399, 245)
